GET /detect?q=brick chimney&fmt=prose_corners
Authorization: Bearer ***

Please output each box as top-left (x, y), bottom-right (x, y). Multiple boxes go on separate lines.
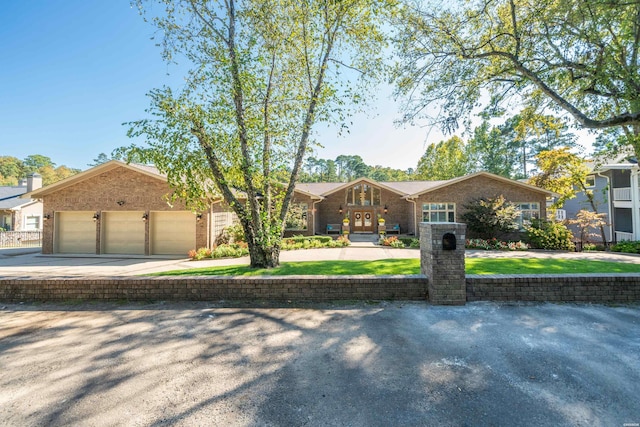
top-left (26, 173), bottom-right (42, 193)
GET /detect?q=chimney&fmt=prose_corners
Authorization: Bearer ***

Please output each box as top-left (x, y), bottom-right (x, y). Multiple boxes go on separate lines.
top-left (27, 173), bottom-right (42, 193)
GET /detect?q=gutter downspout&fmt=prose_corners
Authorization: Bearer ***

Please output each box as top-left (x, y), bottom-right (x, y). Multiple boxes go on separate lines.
top-left (407, 197), bottom-right (418, 235)
top-left (312, 199), bottom-right (322, 235)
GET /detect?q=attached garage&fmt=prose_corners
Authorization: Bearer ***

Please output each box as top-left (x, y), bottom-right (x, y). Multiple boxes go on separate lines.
top-left (150, 211), bottom-right (196, 255)
top-left (101, 211), bottom-right (145, 255)
top-left (54, 211), bottom-right (96, 254)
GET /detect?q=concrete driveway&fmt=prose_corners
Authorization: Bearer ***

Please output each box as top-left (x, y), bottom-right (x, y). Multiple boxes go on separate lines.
top-left (0, 301), bottom-right (638, 426)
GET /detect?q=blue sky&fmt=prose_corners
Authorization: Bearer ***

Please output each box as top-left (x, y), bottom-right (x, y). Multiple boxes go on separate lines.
top-left (0, 1), bottom-right (432, 171)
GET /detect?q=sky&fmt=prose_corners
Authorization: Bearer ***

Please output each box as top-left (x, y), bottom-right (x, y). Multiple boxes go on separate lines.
top-left (0, 1), bottom-right (436, 172)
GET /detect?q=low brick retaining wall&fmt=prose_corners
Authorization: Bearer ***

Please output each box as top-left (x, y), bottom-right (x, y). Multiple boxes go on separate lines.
top-left (0, 275), bottom-right (427, 303)
top-left (467, 274), bottom-right (640, 303)
top-left (1, 274), bottom-right (639, 303)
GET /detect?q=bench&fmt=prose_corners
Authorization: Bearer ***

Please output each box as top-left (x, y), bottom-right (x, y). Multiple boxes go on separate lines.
top-left (385, 223), bottom-right (400, 234)
top-left (326, 224), bottom-right (341, 234)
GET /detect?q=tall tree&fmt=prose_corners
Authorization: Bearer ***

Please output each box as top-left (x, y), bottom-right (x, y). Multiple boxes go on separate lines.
top-left (394, 0), bottom-right (640, 158)
top-left (125, 0), bottom-right (391, 268)
top-left (416, 136), bottom-right (471, 180)
top-left (467, 121), bottom-right (519, 178)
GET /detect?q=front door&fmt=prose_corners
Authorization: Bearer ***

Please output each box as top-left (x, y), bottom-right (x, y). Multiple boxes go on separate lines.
top-left (352, 210), bottom-right (374, 233)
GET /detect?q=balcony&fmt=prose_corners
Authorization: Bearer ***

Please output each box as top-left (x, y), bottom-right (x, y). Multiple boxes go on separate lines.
top-left (613, 187), bottom-right (632, 201)
top-left (615, 231), bottom-right (634, 242)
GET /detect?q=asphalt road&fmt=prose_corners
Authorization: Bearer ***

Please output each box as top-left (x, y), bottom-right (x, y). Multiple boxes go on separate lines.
top-left (1, 301), bottom-right (638, 426)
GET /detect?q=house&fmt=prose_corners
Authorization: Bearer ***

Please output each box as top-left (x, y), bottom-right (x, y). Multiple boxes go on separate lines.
top-left (0, 174), bottom-right (43, 231)
top-left (25, 160), bottom-right (552, 256)
top-left (593, 157), bottom-right (640, 242)
top-left (560, 170), bottom-right (613, 243)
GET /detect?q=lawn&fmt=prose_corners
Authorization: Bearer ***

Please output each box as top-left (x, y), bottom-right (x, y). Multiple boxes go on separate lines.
top-left (150, 258), bottom-right (640, 276)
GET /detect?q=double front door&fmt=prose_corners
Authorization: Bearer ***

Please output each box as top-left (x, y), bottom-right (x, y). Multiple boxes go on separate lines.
top-left (351, 209), bottom-right (374, 233)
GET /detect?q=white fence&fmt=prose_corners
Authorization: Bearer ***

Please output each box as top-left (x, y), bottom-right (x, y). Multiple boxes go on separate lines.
top-left (615, 231), bottom-right (634, 242)
top-left (613, 187), bottom-right (632, 201)
top-left (0, 231), bottom-right (43, 248)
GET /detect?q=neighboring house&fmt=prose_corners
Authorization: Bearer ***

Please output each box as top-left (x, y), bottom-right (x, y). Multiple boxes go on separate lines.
top-left (561, 172), bottom-right (613, 243)
top-left (593, 158), bottom-right (640, 242)
top-left (0, 174), bottom-right (43, 231)
top-left (25, 160), bottom-right (552, 256)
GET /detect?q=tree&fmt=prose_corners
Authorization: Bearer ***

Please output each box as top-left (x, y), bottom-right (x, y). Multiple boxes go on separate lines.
top-left (416, 136), bottom-right (471, 180)
top-left (23, 154), bottom-right (54, 174)
top-left (394, 0), bottom-right (640, 158)
top-left (0, 156), bottom-right (24, 185)
top-left (530, 147), bottom-right (607, 247)
top-left (89, 153), bottom-right (112, 167)
top-left (125, 0), bottom-right (391, 268)
top-left (467, 121), bottom-right (518, 178)
top-left (461, 195), bottom-right (520, 240)
top-left (568, 210), bottom-right (607, 248)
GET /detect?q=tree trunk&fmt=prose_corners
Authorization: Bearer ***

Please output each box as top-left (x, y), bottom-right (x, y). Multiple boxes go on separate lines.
top-left (247, 239), bottom-right (280, 268)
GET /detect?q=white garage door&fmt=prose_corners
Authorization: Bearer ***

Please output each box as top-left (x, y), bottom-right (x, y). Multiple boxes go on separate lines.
top-left (55, 211), bottom-right (96, 254)
top-left (150, 211), bottom-right (196, 255)
top-left (102, 211), bottom-right (145, 255)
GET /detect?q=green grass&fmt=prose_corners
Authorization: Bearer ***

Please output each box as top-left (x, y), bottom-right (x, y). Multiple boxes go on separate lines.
top-left (149, 257), bottom-right (640, 276)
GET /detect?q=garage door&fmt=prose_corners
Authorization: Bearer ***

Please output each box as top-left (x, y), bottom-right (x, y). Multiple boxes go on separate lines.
top-left (102, 211), bottom-right (145, 255)
top-left (150, 211), bottom-right (196, 255)
top-left (55, 211), bottom-right (96, 254)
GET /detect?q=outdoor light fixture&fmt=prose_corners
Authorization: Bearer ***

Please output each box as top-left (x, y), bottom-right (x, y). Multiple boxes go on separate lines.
top-left (117, 200), bottom-right (125, 206)
top-left (43, 214), bottom-right (51, 221)
top-left (338, 205), bottom-right (343, 215)
top-left (384, 205), bottom-right (388, 214)
top-left (142, 213), bottom-right (149, 221)
top-left (93, 212), bottom-right (100, 221)
top-left (196, 213), bottom-right (203, 222)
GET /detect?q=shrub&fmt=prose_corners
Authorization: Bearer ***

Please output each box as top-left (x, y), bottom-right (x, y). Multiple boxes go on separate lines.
top-left (465, 238), bottom-right (529, 251)
top-left (525, 219), bottom-right (575, 251)
top-left (379, 235), bottom-right (406, 248)
top-left (409, 238), bottom-right (420, 249)
top-left (461, 195), bottom-right (520, 239)
top-left (336, 235), bottom-right (351, 247)
top-left (611, 240), bottom-right (640, 254)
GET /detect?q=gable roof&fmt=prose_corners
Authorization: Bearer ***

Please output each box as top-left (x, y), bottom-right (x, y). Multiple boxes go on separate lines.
top-left (23, 160), bottom-right (166, 198)
top-left (294, 172), bottom-right (554, 199)
top-left (404, 171), bottom-right (555, 198)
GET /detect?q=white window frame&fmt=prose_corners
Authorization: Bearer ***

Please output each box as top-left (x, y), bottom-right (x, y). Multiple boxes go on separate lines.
top-left (516, 202), bottom-right (540, 229)
top-left (585, 175), bottom-right (596, 188)
top-left (422, 203), bottom-right (456, 223)
top-left (24, 215), bottom-right (41, 230)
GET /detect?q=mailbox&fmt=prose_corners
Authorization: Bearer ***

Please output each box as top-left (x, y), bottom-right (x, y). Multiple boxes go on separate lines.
top-left (442, 232), bottom-right (456, 250)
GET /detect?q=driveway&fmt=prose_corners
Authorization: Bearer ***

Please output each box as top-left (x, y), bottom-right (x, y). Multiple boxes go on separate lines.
top-left (0, 301), bottom-right (638, 426)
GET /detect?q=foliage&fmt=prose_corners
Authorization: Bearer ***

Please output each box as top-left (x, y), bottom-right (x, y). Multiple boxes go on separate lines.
top-left (126, 0), bottom-right (392, 269)
top-left (379, 235), bottom-right (406, 248)
top-left (461, 196), bottom-right (520, 239)
top-left (0, 155), bottom-right (80, 186)
top-left (531, 148), bottom-right (608, 247)
top-left (393, 0), bottom-right (640, 159)
top-left (525, 219), bottom-right (575, 251)
top-left (567, 210), bottom-right (608, 245)
top-left (416, 136), bottom-right (471, 180)
top-left (300, 155), bottom-right (414, 182)
top-left (611, 241), bottom-right (640, 254)
top-left (465, 239), bottom-right (529, 251)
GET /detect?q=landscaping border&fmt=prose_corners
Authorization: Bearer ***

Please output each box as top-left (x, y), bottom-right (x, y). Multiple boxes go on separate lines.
top-left (1, 274), bottom-right (640, 303)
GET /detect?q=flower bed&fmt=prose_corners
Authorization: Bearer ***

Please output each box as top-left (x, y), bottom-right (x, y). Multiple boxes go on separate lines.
top-left (465, 238), bottom-right (529, 251)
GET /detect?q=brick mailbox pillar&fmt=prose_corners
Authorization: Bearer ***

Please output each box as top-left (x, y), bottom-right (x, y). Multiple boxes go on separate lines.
top-left (419, 222), bottom-right (467, 305)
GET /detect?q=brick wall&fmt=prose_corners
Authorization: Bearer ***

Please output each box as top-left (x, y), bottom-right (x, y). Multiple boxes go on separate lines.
top-left (0, 275), bottom-right (428, 302)
top-left (466, 274), bottom-right (640, 303)
top-left (1, 274), bottom-right (639, 303)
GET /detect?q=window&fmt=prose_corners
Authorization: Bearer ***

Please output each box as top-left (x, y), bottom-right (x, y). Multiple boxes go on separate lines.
top-left (422, 203), bottom-right (455, 222)
top-left (25, 215), bottom-right (40, 230)
top-left (346, 184), bottom-right (381, 206)
top-left (516, 202), bottom-right (540, 228)
top-left (585, 175), bottom-right (596, 188)
top-left (285, 203), bottom-right (308, 230)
